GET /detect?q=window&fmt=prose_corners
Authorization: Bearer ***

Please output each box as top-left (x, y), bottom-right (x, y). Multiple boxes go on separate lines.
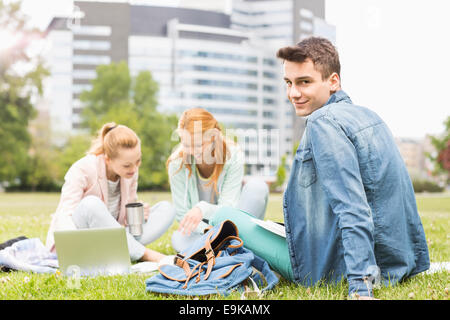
top-left (203, 107), bottom-right (257, 117)
top-left (232, 22), bottom-right (292, 29)
top-left (263, 111), bottom-right (277, 118)
top-left (72, 83), bottom-right (92, 94)
top-left (263, 85), bottom-right (277, 92)
top-left (193, 79), bottom-right (257, 90)
top-left (299, 8), bottom-right (314, 19)
top-left (263, 98), bottom-right (277, 105)
top-left (223, 122), bottom-right (257, 129)
top-left (263, 71), bottom-right (276, 79)
top-left (263, 58), bottom-right (276, 66)
top-left (181, 65), bottom-right (257, 77)
top-left (73, 69), bottom-right (97, 79)
top-left (192, 93), bottom-right (257, 103)
top-left (73, 40), bottom-right (111, 51)
top-left (72, 25), bottom-right (112, 36)
top-left (73, 55), bottom-right (111, 65)
top-left (300, 21), bottom-right (313, 32)
top-left (179, 50), bottom-right (257, 64)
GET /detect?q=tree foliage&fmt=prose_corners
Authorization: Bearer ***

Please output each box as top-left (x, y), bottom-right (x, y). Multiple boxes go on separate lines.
top-left (0, 0), bottom-right (49, 186)
top-left (428, 116), bottom-right (450, 184)
top-left (79, 61), bottom-right (178, 190)
top-left (271, 155), bottom-right (287, 192)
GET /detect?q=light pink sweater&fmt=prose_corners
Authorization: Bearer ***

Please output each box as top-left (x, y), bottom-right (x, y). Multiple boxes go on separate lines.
top-left (45, 154), bottom-right (138, 251)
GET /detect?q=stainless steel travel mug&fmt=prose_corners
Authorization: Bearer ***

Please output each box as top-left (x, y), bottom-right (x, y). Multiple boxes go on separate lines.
top-left (125, 202), bottom-right (144, 237)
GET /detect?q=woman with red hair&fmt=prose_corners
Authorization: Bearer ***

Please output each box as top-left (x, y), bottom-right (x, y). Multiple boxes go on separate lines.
top-left (166, 108), bottom-right (269, 252)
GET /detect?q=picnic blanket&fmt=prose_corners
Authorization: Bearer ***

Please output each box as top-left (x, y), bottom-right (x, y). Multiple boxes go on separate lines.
top-left (0, 238), bottom-right (58, 274)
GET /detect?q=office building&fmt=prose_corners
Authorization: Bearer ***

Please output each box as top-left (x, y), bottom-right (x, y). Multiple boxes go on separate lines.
top-left (41, 0), bottom-right (335, 176)
top-left (231, 0), bottom-right (336, 146)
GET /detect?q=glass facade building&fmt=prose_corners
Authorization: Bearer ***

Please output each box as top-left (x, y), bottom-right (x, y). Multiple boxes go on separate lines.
top-left (42, 0), bottom-right (335, 176)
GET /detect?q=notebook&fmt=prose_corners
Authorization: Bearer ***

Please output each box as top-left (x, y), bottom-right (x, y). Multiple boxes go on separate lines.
top-left (251, 218), bottom-right (286, 238)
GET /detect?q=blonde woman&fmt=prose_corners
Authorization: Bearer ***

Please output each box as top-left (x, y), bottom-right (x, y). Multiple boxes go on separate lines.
top-left (167, 108), bottom-right (269, 252)
top-left (46, 123), bottom-right (175, 262)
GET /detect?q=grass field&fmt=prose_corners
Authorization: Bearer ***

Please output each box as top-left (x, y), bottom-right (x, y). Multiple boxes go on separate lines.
top-left (0, 192), bottom-right (448, 300)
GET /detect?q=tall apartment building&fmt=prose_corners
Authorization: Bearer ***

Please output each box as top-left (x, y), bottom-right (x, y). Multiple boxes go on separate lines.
top-left (41, 0), bottom-right (335, 176)
top-left (231, 0), bottom-right (336, 145)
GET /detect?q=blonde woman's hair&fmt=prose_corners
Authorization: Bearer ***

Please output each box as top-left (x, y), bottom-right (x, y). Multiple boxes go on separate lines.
top-left (166, 108), bottom-right (231, 194)
top-left (88, 122), bottom-right (140, 159)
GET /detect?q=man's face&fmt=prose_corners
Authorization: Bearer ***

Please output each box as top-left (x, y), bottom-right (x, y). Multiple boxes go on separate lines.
top-left (283, 59), bottom-right (339, 117)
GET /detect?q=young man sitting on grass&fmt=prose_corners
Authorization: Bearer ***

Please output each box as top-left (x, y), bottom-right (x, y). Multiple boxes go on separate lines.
top-left (207, 36), bottom-right (429, 300)
top-left (278, 36), bottom-right (430, 299)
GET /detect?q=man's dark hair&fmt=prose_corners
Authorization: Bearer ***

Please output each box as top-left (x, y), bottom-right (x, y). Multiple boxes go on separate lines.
top-left (276, 37), bottom-right (340, 80)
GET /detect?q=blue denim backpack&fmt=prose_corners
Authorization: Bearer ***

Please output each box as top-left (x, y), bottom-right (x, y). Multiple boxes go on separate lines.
top-left (145, 220), bottom-right (279, 296)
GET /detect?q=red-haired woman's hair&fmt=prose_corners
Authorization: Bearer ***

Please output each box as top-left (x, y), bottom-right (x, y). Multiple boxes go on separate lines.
top-left (166, 108), bottom-right (230, 194)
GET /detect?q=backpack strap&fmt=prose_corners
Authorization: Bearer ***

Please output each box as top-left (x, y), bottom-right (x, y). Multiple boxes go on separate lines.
top-left (174, 257), bottom-right (191, 277)
top-left (174, 232), bottom-right (217, 282)
top-left (182, 261), bottom-right (204, 289)
top-left (203, 232), bottom-right (216, 280)
top-left (174, 220), bottom-right (243, 286)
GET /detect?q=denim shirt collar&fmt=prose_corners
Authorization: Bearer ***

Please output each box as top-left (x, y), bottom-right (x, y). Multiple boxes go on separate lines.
top-left (306, 90), bottom-right (352, 124)
top-left (324, 90), bottom-right (352, 106)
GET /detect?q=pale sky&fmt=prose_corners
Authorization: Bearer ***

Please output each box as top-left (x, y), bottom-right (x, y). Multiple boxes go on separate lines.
top-left (18, 0), bottom-right (450, 139)
top-left (325, 0), bottom-right (450, 139)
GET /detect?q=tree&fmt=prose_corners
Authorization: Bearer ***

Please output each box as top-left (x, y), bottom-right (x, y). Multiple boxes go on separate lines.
top-left (55, 134), bottom-right (91, 183)
top-left (79, 61), bottom-right (178, 190)
top-left (0, 0), bottom-right (49, 187)
top-left (17, 115), bottom-right (61, 191)
top-left (271, 155), bottom-right (287, 192)
top-left (428, 116), bottom-right (450, 184)
top-left (437, 141), bottom-right (450, 172)
top-left (292, 140), bottom-right (300, 157)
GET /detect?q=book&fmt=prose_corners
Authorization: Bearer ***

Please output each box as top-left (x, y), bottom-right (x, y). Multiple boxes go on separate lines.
top-left (250, 218), bottom-right (286, 238)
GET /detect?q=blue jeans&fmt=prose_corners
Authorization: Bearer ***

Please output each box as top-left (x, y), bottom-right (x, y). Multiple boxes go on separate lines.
top-left (171, 176), bottom-right (269, 252)
top-left (72, 196), bottom-right (175, 261)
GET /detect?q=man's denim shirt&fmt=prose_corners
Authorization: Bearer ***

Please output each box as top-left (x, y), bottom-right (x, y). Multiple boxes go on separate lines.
top-left (283, 90), bottom-right (430, 297)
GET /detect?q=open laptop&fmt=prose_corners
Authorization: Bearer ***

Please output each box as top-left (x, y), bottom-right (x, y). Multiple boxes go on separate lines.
top-left (54, 227), bottom-right (131, 277)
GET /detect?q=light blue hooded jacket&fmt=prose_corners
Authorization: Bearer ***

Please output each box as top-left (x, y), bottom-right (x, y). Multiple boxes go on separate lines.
top-left (167, 143), bottom-right (244, 234)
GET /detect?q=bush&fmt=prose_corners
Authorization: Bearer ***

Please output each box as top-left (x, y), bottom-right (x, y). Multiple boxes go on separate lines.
top-left (412, 179), bottom-right (444, 193)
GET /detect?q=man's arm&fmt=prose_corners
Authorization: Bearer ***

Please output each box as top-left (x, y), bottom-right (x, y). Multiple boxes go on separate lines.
top-left (309, 115), bottom-right (378, 298)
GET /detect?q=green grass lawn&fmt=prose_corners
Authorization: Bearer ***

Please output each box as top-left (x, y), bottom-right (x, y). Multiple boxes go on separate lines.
top-left (0, 192), bottom-right (448, 300)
